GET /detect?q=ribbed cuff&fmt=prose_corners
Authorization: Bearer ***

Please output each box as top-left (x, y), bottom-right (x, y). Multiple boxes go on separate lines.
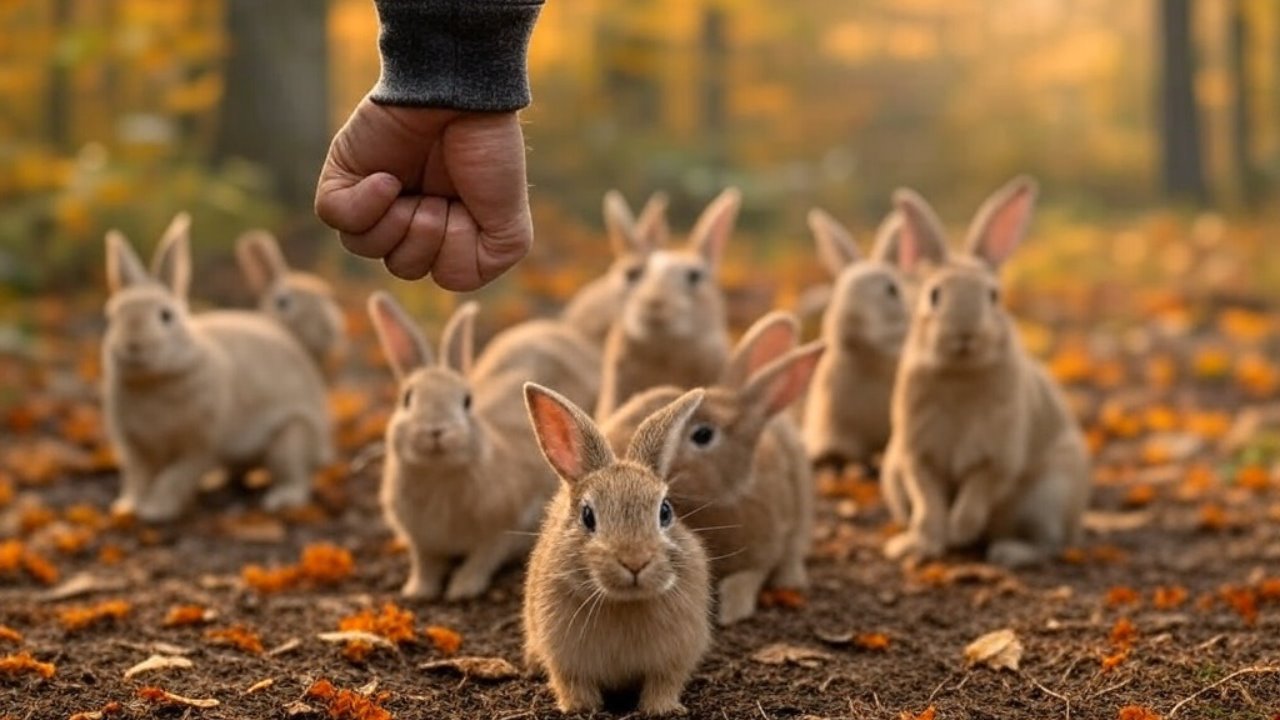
top-left (371, 0), bottom-right (543, 113)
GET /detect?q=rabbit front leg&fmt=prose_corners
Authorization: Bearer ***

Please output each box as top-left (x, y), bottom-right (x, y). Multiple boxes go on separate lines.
top-left (884, 458), bottom-right (947, 561)
top-left (111, 449), bottom-right (152, 516)
top-left (639, 670), bottom-right (691, 716)
top-left (948, 464), bottom-right (1003, 549)
top-left (402, 545), bottom-right (449, 600)
top-left (716, 568), bottom-right (769, 625)
top-left (134, 453), bottom-right (216, 522)
top-left (261, 420), bottom-right (316, 512)
top-left (444, 532), bottom-right (519, 601)
top-left (548, 669), bottom-right (604, 714)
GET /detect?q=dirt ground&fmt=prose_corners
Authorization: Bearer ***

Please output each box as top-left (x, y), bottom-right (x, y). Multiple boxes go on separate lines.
top-left (2, 296), bottom-right (1280, 720)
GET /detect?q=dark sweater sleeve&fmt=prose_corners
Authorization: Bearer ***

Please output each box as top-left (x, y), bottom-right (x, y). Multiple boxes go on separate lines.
top-left (370, 0), bottom-right (544, 112)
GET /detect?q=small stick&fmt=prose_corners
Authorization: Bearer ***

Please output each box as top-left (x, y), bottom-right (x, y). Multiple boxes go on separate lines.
top-left (1168, 665), bottom-right (1280, 717)
top-left (1024, 672), bottom-right (1071, 720)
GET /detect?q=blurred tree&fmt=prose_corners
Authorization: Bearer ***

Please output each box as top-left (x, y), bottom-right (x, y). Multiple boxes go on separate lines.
top-left (215, 0), bottom-right (329, 209)
top-left (1158, 0), bottom-right (1207, 203)
top-left (1230, 2), bottom-right (1261, 208)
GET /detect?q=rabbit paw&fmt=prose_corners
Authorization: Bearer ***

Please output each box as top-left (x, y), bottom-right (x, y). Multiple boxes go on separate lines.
top-left (986, 539), bottom-right (1044, 569)
top-left (948, 502), bottom-right (989, 548)
top-left (133, 494), bottom-right (185, 523)
top-left (110, 495), bottom-right (138, 518)
top-left (551, 676), bottom-right (603, 713)
top-left (639, 680), bottom-right (689, 716)
top-left (262, 484), bottom-right (311, 513)
top-left (443, 571), bottom-right (490, 602)
top-left (884, 531), bottom-right (943, 561)
top-left (401, 576), bottom-right (443, 601)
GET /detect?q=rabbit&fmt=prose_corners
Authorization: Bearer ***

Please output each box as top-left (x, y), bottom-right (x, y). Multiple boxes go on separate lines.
top-left (523, 383), bottom-right (711, 716)
top-left (102, 214), bottom-right (333, 522)
top-left (235, 229), bottom-right (346, 377)
top-left (368, 292), bottom-right (600, 601)
top-left (562, 191), bottom-right (670, 347)
top-left (603, 312), bottom-right (824, 625)
top-left (803, 209), bottom-right (913, 471)
top-left (596, 188), bottom-right (741, 419)
top-left (879, 177), bottom-right (1091, 568)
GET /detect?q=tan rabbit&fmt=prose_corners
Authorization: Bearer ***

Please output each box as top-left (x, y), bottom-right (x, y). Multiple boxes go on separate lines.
top-left (603, 312), bottom-right (824, 625)
top-left (102, 214), bottom-right (333, 522)
top-left (803, 209), bottom-right (912, 470)
top-left (368, 293), bottom-right (599, 601)
top-left (562, 191), bottom-right (670, 347)
top-left (596, 188), bottom-right (741, 419)
top-left (523, 383), bottom-right (710, 716)
top-left (881, 177), bottom-right (1090, 568)
top-left (235, 230), bottom-right (346, 377)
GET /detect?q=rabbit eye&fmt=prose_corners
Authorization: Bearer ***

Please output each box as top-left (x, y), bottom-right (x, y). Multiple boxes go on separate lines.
top-left (158, 308), bottom-right (173, 324)
top-left (580, 503), bottom-right (596, 533)
top-left (658, 498), bottom-right (674, 528)
top-left (689, 424), bottom-right (715, 447)
top-left (624, 265), bottom-right (643, 284)
top-left (886, 282), bottom-right (899, 299)
top-left (275, 294), bottom-right (291, 311)
top-left (686, 268), bottom-right (703, 287)
top-left (462, 392), bottom-right (472, 410)
top-left (989, 287), bottom-right (1000, 304)
top-left (402, 388), bottom-right (413, 408)
top-left (929, 286), bottom-right (941, 307)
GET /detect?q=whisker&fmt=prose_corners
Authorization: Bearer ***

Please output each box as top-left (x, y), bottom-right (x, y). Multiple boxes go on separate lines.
top-left (704, 547), bottom-right (748, 563)
top-left (689, 524), bottom-right (742, 533)
top-left (678, 499), bottom-right (718, 521)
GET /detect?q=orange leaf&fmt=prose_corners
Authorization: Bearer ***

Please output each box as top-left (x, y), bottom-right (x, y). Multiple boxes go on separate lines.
top-left (57, 600), bottom-right (130, 632)
top-left (1219, 586), bottom-right (1258, 625)
top-left (424, 625), bottom-right (462, 655)
top-left (1117, 705), bottom-right (1161, 720)
top-left (1109, 617), bottom-right (1138, 649)
top-left (306, 679), bottom-right (392, 720)
top-left (759, 588), bottom-right (807, 609)
top-left (0, 651), bottom-right (55, 679)
top-left (1123, 484), bottom-right (1156, 507)
top-left (1197, 503), bottom-right (1229, 531)
top-left (205, 625), bottom-right (264, 654)
top-left (0, 626), bottom-right (21, 644)
top-left (163, 605), bottom-right (212, 627)
top-left (899, 706), bottom-right (936, 720)
top-left (1100, 649), bottom-right (1129, 673)
top-left (854, 633), bottom-right (891, 651)
top-left (1235, 465), bottom-right (1271, 492)
top-left (1152, 586), bottom-right (1188, 610)
top-left (1105, 587), bottom-right (1141, 608)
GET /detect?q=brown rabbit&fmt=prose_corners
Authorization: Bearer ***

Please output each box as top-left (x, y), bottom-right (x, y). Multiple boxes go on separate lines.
top-left (369, 293), bottom-right (599, 600)
top-left (803, 209), bottom-right (912, 470)
top-left (881, 177), bottom-right (1091, 568)
top-left (102, 215), bottom-right (333, 521)
top-left (562, 191), bottom-right (669, 347)
top-left (523, 383), bottom-right (710, 716)
top-left (604, 312), bottom-right (824, 625)
top-left (596, 188), bottom-right (741, 419)
top-left (235, 230), bottom-right (346, 377)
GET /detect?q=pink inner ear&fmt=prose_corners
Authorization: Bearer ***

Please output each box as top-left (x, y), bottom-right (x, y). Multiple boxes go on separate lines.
top-left (530, 394), bottom-right (583, 480)
top-left (373, 303), bottom-right (418, 373)
top-left (764, 350), bottom-right (822, 417)
top-left (745, 322), bottom-right (797, 379)
top-left (981, 187), bottom-right (1033, 265)
top-left (897, 221), bottom-right (924, 274)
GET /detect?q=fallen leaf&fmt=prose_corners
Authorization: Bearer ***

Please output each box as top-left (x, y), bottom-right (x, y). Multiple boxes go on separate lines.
top-left (43, 572), bottom-right (127, 601)
top-left (1153, 586), bottom-right (1188, 610)
top-left (67, 700), bottom-right (124, 720)
top-left (1110, 617), bottom-right (1138, 648)
top-left (317, 631), bottom-right (398, 653)
top-left (0, 626), bottom-right (21, 645)
top-left (963, 628), bottom-right (1023, 671)
top-left (899, 707), bottom-right (937, 720)
top-left (57, 599), bottom-right (130, 632)
top-left (137, 686), bottom-right (219, 708)
top-left (1106, 586), bottom-right (1142, 608)
top-left (163, 604), bottom-right (216, 627)
top-left (205, 625), bottom-right (264, 654)
top-left (1117, 706), bottom-right (1160, 720)
top-left (424, 625), bottom-right (462, 655)
top-left (243, 677), bottom-right (274, 695)
top-left (123, 655), bottom-right (193, 680)
top-left (305, 679), bottom-right (391, 720)
top-left (750, 643), bottom-right (834, 668)
top-left (419, 656), bottom-right (522, 681)
top-left (0, 651), bottom-right (55, 678)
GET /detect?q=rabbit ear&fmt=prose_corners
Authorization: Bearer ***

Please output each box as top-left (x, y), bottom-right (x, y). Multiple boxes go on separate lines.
top-left (439, 301), bottom-right (478, 376)
top-left (808, 208), bottom-right (860, 277)
top-left (525, 382), bottom-right (616, 486)
top-left (603, 190), bottom-right (642, 258)
top-left (741, 341), bottom-right (825, 420)
top-left (624, 388), bottom-right (706, 480)
top-left (965, 175), bottom-right (1037, 269)
top-left (150, 212), bottom-right (192, 300)
top-left (635, 191), bottom-right (671, 248)
top-left (367, 291), bottom-right (432, 380)
top-left (892, 189), bottom-right (949, 274)
top-left (723, 311), bottom-right (799, 388)
top-left (105, 230), bottom-right (149, 293)
top-left (235, 230), bottom-right (289, 295)
top-left (868, 210), bottom-right (905, 264)
top-left (688, 187), bottom-right (741, 269)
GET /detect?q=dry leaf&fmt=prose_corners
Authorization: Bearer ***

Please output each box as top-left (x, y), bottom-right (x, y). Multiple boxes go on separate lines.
top-left (138, 686), bottom-right (219, 708)
top-left (424, 625), bottom-right (463, 655)
top-left (419, 656), bottom-right (521, 681)
top-left (0, 651), bottom-right (55, 678)
top-left (750, 643), bottom-right (834, 668)
top-left (963, 628), bottom-right (1023, 671)
top-left (900, 707), bottom-right (937, 720)
top-left (123, 654), bottom-right (193, 679)
top-left (44, 572), bottom-right (127, 601)
top-left (243, 678), bottom-right (274, 695)
top-left (317, 631), bottom-right (397, 652)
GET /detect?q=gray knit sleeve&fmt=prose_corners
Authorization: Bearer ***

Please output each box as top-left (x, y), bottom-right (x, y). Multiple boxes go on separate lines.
top-left (370, 0), bottom-right (544, 112)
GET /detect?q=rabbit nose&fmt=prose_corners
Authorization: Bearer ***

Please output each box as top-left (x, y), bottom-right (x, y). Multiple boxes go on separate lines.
top-left (618, 555), bottom-right (652, 578)
top-left (126, 341), bottom-right (143, 355)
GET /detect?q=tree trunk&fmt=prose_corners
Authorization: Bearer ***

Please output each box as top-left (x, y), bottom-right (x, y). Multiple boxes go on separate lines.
top-left (47, 0), bottom-right (73, 150)
top-left (1158, 0), bottom-right (1207, 203)
top-left (1230, 3), bottom-right (1260, 208)
top-left (215, 0), bottom-right (330, 210)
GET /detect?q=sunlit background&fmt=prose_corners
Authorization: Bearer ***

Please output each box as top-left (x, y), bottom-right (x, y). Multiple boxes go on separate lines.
top-left (1, 0), bottom-right (1278, 317)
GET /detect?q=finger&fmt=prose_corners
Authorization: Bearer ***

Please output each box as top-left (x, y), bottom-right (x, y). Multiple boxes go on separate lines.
top-left (337, 195), bottom-right (420, 260)
top-left (383, 196), bottom-right (449, 280)
top-left (430, 202), bottom-right (484, 292)
top-left (315, 169), bottom-right (401, 235)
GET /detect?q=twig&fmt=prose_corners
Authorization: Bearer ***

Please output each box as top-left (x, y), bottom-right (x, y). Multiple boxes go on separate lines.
top-left (756, 700), bottom-right (770, 719)
top-left (1089, 677), bottom-right (1131, 700)
top-left (1168, 665), bottom-right (1280, 717)
top-left (925, 673), bottom-right (955, 703)
top-left (1023, 672), bottom-right (1071, 720)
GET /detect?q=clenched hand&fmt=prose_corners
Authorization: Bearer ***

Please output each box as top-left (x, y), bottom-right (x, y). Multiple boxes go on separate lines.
top-left (315, 98), bottom-right (533, 291)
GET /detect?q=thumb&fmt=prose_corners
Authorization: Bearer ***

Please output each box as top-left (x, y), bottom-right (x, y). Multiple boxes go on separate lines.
top-left (315, 170), bottom-right (402, 235)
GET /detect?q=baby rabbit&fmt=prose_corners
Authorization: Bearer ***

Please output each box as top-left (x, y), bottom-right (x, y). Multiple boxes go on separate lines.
top-left (596, 188), bottom-right (741, 419)
top-left (881, 177), bottom-right (1090, 568)
top-left (235, 230), bottom-right (346, 377)
top-left (803, 209), bottom-right (912, 470)
top-left (603, 312), bottom-right (824, 625)
top-left (562, 191), bottom-right (670, 347)
top-left (102, 214), bottom-right (333, 522)
top-left (523, 383), bottom-right (710, 716)
top-left (369, 293), bottom-right (599, 601)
